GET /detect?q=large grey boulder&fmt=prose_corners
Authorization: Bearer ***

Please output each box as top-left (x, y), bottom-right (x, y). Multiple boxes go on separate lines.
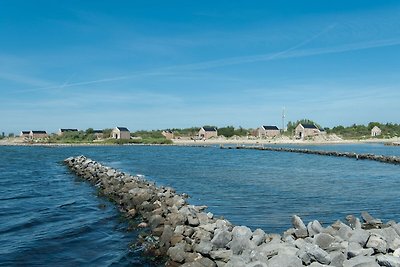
top-left (376, 254), bottom-right (400, 267)
top-left (149, 214), bottom-right (164, 229)
top-left (216, 219), bottom-right (231, 231)
top-left (167, 242), bottom-right (187, 263)
top-left (209, 249), bottom-right (233, 262)
top-left (329, 251), bottom-right (345, 267)
top-left (193, 228), bottom-right (212, 242)
top-left (314, 233), bottom-right (335, 250)
top-left (268, 254), bottom-right (303, 267)
top-left (308, 220), bottom-right (324, 237)
top-left (297, 243), bottom-right (331, 265)
top-left (366, 233), bottom-right (387, 253)
top-left (342, 255), bottom-right (379, 267)
top-left (188, 216), bottom-right (200, 227)
top-left (195, 257), bottom-right (217, 267)
top-left (227, 226), bottom-right (255, 255)
top-left (160, 225), bottom-right (173, 248)
top-left (251, 242), bottom-right (284, 261)
top-left (337, 224), bottom-right (353, 241)
top-left (349, 229), bottom-right (370, 247)
top-left (292, 215), bottom-right (308, 238)
top-left (246, 261), bottom-right (268, 267)
top-left (346, 242), bottom-right (373, 258)
top-left (211, 229), bottom-right (232, 248)
top-left (231, 226), bottom-right (252, 240)
top-left (224, 256), bottom-right (246, 267)
top-left (194, 240), bottom-right (213, 255)
top-left (251, 229), bottom-right (266, 246)
top-left (361, 211), bottom-right (382, 225)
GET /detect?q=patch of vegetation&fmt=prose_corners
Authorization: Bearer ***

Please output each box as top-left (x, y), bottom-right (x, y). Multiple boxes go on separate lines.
top-left (328, 122), bottom-right (400, 139)
top-left (101, 137), bottom-right (172, 145)
top-left (47, 129), bottom-right (96, 143)
top-left (217, 126), bottom-right (249, 137)
top-left (171, 127), bottom-right (200, 137)
top-left (131, 130), bottom-right (164, 139)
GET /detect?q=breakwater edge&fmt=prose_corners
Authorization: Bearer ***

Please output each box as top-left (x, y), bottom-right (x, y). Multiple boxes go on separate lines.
top-left (221, 145), bottom-right (400, 165)
top-left (65, 155), bottom-right (400, 267)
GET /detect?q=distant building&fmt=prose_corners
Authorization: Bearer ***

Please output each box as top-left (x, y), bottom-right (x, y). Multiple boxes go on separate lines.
top-left (198, 127), bottom-right (218, 140)
top-left (93, 130), bottom-right (104, 139)
top-left (162, 130), bottom-right (174, 140)
top-left (111, 127), bottom-right (130, 139)
top-left (371, 126), bottom-right (382, 137)
top-left (295, 124), bottom-right (320, 139)
top-left (58, 128), bottom-right (78, 136)
top-left (29, 130), bottom-right (48, 139)
top-left (256, 125), bottom-right (280, 138)
top-left (20, 131), bottom-right (30, 138)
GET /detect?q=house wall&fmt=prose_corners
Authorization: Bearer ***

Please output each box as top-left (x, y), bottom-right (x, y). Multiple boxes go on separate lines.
top-left (371, 127), bottom-right (382, 137)
top-left (162, 132), bottom-right (174, 140)
top-left (30, 133), bottom-right (48, 139)
top-left (119, 131), bottom-right (131, 140)
top-left (111, 128), bottom-right (120, 139)
top-left (265, 129), bottom-right (280, 137)
top-left (256, 127), bottom-right (265, 137)
top-left (20, 132), bottom-right (30, 138)
top-left (205, 131), bottom-right (217, 139)
top-left (295, 125), bottom-right (320, 139)
top-left (198, 128), bottom-right (217, 139)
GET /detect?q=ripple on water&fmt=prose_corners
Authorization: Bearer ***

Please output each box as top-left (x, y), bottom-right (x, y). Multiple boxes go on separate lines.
top-left (1, 144), bottom-right (400, 266)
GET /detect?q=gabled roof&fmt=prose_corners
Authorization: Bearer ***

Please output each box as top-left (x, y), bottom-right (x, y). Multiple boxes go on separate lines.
top-left (262, 125), bottom-right (279, 130)
top-left (93, 130), bottom-right (103, 134)
top-left (60, 128), bottom-right (78, 132)
top-left (31, 130), bottom-right (47, 134)
top-left (371, 126), bottom-right (381, 131)
top-left (116, 127), bottom-right (129, 132)
top-left (300, 124), bottom-right (318, 129)
top-left (21, 131), bottom-right (30, 134)
top-left (202, 126), bottom-right (217, 132)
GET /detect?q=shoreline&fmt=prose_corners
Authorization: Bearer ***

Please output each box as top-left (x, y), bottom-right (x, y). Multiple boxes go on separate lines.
top-left (1, 137), bottom-right (400, 147)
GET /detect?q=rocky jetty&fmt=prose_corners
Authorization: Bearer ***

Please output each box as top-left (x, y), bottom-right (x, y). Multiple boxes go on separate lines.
top-left (223, 146), bottom-right (400, 165)
top-left (65, 155), bottom-right (400, 266)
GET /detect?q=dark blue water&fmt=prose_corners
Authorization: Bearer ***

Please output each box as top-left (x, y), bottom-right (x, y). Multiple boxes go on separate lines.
top-left (1, 144), bottom-right (400, 266)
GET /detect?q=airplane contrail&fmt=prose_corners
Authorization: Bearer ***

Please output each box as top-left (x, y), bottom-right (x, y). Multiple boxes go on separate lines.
top-left (12, 23), bottom-right (400, 93)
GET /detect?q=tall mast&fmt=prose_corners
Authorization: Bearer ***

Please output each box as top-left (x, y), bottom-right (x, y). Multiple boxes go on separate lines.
top-left (282, 107), bottom-right (286, 132)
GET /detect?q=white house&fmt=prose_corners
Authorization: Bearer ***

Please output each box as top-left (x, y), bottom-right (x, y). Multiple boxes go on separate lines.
top-left (111, 127), bottom-right (130, 139)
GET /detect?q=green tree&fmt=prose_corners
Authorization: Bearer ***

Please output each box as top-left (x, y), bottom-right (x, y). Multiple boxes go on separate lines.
top-left (102, 128), bottom-right (113, 138)
top-left (218, 126), bottom-right (235, 137)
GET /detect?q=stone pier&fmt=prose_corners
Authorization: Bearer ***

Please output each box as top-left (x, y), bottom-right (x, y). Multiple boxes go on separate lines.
top-left (65, 155), bottom-right (400, 267)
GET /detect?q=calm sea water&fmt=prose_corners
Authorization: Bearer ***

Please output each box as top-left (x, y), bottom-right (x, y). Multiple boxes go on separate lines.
top-left (1, 144), bottom-right (400, 266)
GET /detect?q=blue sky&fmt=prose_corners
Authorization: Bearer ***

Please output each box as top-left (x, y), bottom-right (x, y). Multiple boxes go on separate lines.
top-left (1, 1), bottom-right (400, 133)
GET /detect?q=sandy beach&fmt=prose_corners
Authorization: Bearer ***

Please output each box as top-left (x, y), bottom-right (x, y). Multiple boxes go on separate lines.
top-left (1, 135), bottom-right (400, 147)
top-left (171, 135), bottom-right (400, 146)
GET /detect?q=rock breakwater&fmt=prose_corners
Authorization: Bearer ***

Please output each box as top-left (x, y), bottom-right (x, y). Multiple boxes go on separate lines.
top-left (65, 155), bottom-right (400, 266)
top-left (223, 146), bottom-right (400, 165)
